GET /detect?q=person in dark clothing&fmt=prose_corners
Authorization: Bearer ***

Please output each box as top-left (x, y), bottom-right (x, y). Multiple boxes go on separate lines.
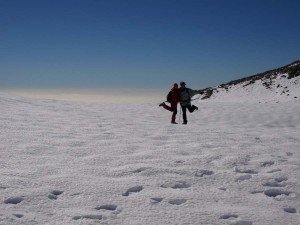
top-left (179, 81), bottom-right (200, 124)
top-left (159, 83), bottom-right (181, 124)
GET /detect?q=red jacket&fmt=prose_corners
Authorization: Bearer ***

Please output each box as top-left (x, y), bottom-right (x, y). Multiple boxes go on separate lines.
top-left (170, 88), bottom-right (181, 104)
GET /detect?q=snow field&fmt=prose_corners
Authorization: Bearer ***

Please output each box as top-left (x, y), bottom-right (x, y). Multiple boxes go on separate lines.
top-left (0, 93), bottom-right (299, 225)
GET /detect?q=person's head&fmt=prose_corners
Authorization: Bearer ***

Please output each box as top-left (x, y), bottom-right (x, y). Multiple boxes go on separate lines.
top-left (180, 81), bottom-right (186, 88)
top-left (173, 83), bottom-right (178, 89)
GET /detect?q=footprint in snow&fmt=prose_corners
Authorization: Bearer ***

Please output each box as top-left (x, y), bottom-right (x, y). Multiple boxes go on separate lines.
top-left (220, 214), bottom-right (238, 219)
top-left (235, 174), bottom-right (252, 182)
top-left (95, 204), bottom-right (117, 211)
top-left (195, 170), bottom-right (214, 177)
top-left (230, 220), bottom-right (253, 225)
top-left (48, 190), bottom-right (63, 200)
top-left (261, 160), bottom-right (275, 167)
top-left (160, 181), bottom-right (191, 189)
top-left (264, 189), bottom-right (291, 198)
top-left (263, 177), bottom-right (288, 187)
top-left (206, 155), bottom-right (223, 163)
top-left (283, 207), bottom-right (297, 213)
top-left (255, 137), bottom-right (261, 142)
top-left (70, 192), bottom-right (81, 196)
top-left (234, 167), bottom-right (258, 174)
top-left (168, 199), bottom-right (187, 205)
top-left (286, 152), bottom-right (293, 156)
top-left (73, 215), bottom-right (102, 220)
top-left (13, 214), bottom-right (24, 218)
top-left (278, 158), bottom-right (288, 162)
top-left (150, 197), bottom-right (163, 204)
top-left (267, 168), bottom-right (281, 173)
top-left (133, 167), bottom-right (147, 173)
top-left (4, 197), bottom-right (24, 204)
top-left (122, 186), bottom-right (143, 196)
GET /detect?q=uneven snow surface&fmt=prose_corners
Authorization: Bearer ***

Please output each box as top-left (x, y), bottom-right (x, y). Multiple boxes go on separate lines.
top-left (0, 93), bottom-right (299, 225)
top-left (204, 74), bottom-right (300, 103)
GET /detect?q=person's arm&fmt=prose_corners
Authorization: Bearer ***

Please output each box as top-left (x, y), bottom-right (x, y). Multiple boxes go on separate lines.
top-left (188, 88), bottom-right (200, 97)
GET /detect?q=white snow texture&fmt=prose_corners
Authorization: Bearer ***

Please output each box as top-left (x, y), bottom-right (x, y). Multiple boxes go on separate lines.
top-left (0, 85), bottom-right (299, 224)
top-left (203, 72), bottom-right (300, 103)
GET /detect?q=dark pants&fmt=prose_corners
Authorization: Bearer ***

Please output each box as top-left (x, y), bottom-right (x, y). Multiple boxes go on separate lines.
top-left (181, 104), bottom-right (197, 123)
top-left (163, 103), bottom-right (178, 122)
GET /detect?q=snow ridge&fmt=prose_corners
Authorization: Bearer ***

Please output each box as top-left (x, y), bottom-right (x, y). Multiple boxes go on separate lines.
top-left (198, 60), bottom-right (300, 102)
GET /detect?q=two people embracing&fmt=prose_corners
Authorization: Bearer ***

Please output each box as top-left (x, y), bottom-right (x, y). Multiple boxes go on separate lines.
top-left (159, 81), bottom-right (201, 124)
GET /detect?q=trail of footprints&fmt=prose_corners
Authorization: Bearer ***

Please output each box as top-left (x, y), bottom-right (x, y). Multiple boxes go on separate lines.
top-left (231, 152), bottom-right (298, 221)
top-left (0, 180), bottom-right (193, 222)
top-left (1, 151), bottom-right (297, 223)
top-left (72, 204), bottom-right (121, 221)
top-left (1, 195), bottom-right (25, 219)
top-left (70, 180), bottom-right (193, 222)
top-left (217, 152), bottom-right (298, 224)
top-left (1, 190), bottom-right (66, 220)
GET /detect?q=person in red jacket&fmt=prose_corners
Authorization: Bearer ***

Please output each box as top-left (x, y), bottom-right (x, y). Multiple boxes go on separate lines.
top-left (159, 83), bottom-right (181, 124)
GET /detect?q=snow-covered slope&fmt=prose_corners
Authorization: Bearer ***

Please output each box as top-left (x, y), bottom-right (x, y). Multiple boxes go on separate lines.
top-left (0, 92), bottom-right (299, 225)
top-left (199, 60), bottom-right (300, 103)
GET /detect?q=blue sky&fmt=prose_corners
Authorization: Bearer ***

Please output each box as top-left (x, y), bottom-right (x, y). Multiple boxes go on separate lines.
top-left (1, 0), bottom-right (300, 89)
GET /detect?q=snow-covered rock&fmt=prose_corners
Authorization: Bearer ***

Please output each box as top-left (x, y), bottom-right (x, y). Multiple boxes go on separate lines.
top-left (199, 60), bottom-right (300, 103)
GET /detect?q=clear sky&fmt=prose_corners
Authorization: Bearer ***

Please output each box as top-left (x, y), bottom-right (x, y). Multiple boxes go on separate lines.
top-left (1, 0), bottom-right (300, 89)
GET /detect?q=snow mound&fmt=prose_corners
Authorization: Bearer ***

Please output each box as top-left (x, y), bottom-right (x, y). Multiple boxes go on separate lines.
top-left (199, 60), bottom-right (300, 103)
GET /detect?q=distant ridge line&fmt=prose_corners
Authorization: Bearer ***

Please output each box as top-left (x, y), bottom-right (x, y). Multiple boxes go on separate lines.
top-left (199, 60), bottom-right (300, 100)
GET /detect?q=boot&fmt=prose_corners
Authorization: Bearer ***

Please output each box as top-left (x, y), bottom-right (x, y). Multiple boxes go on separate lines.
top-left (171, 121), bottom-right (178, 124)
top-left (159, 102), bottom-right (165, 107)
